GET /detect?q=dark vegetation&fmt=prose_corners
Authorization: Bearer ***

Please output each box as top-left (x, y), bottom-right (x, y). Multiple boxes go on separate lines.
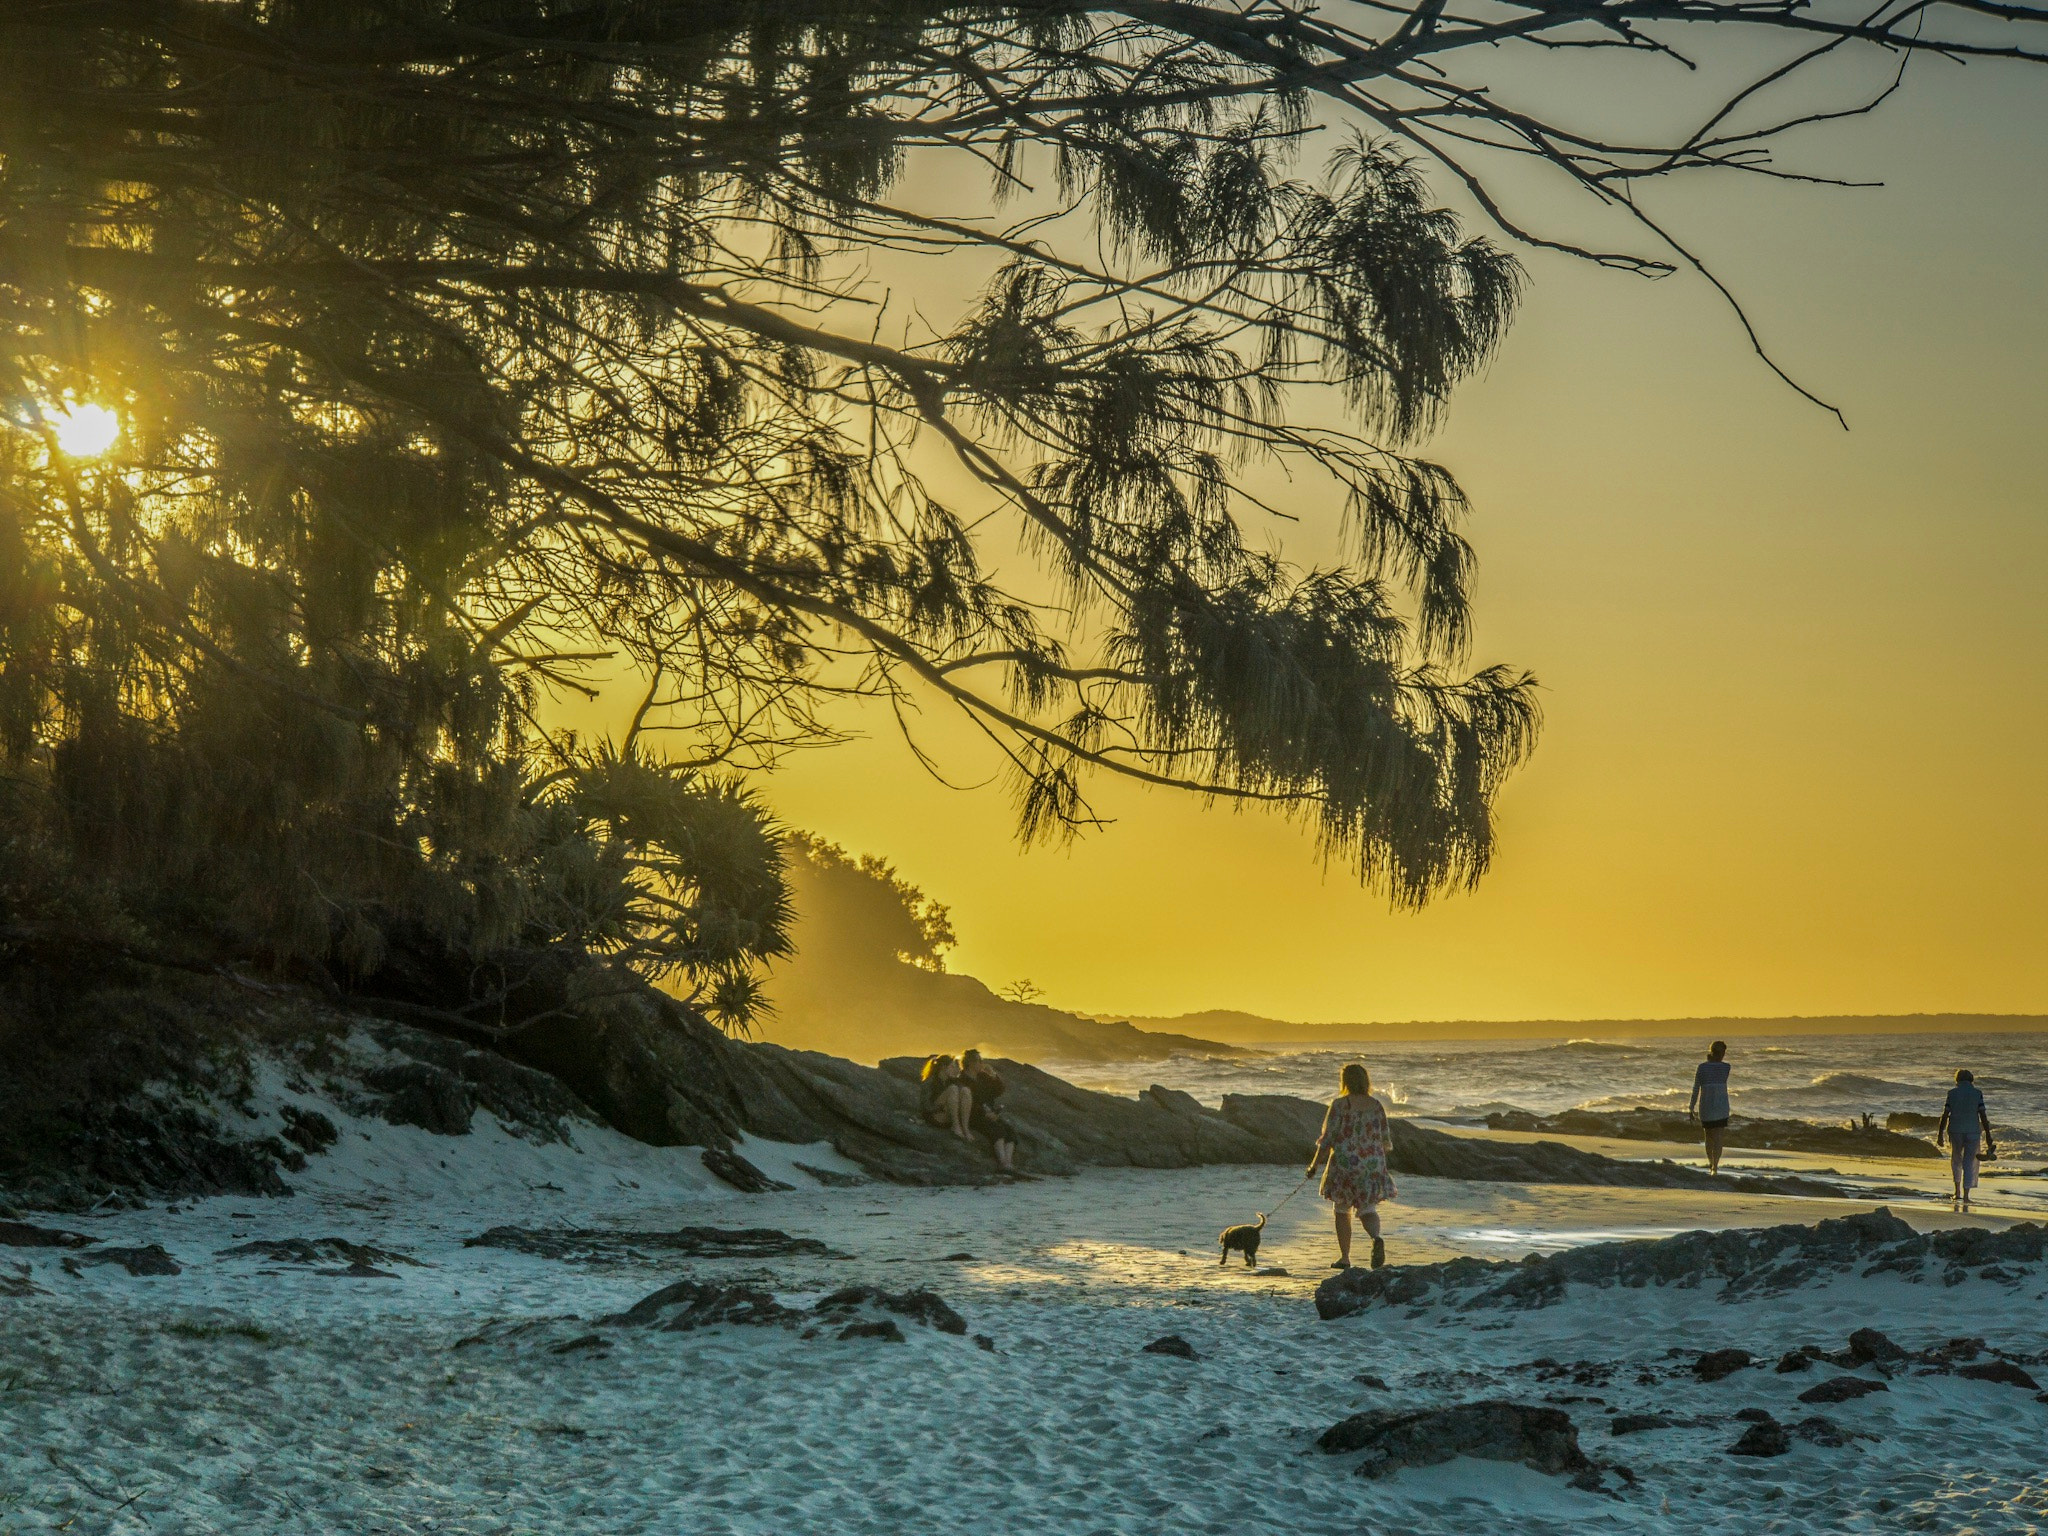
top-left (3, 2), bottom-right (2043, 1177)
top-left (766, 837), bottom-right (1251, 1060)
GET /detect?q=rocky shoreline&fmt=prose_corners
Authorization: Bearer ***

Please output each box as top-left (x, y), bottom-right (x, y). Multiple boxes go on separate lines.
top-left (0, 969), bottom-right (1907, 1212)
top-left (1485, 1107), bottom-right (1941, 1160)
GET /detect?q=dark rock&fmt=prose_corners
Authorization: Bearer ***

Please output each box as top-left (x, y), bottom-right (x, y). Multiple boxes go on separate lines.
top-left (1610, 1413), bottom-right (1677, 1436)
top-left (5, 1098), bottom-right (293, 1211)
top-left (61, 1243), bottom-right (181, 1277)
top-left (1318, 1401), bottom-right (1595, 1482)
top-left (452, 1316), bottom-right (583, 1350)
top-left (1727, 1417), bottom-right (1791, 1457)
top-left (700, 1147), bottom-right (793, 1193)
top-left (548, 1334), bottom-right (608, 1355)
top-left (1791, 1416), bottom-right (1850, 1447)
top-left (598, 1280), bottom-right (802, 1331)
top-left (1217, 1094), bottom-right (1327, 1156)
top-left (363, 1062), bottom-right (474, 1135)
top-left (0, 1220), bottom-right (96, 1249)
top-left (1355, 1373), bottom-right (1390, 1391)
top-left (317, 1262), bottom-right (400, 1279)
top-left (1922, 1337), bottom-right (1985, 1365)
top-left (939, 1252), bottom-right (976, 1262)
top-left (792, 1162), bottom-right (867, 1188)
top-left (813, 1286), bottom-right (968, 1336)
top-left (218, 1237), bottom-right (420, 1269)
top-left (593, 1278), bottom-right (972, 1341)
top-left (1958, 1360), bottom-right (2041, 1390)
top-left (1485, 1106), bottom-right (1941, 1160)
top-left (278, 1105), bottom-right (339, 1154)
top-left (1733, 1407), bottom-right (1774, 1422)
top-left (464, 1226), bottom-right (835, 1262)
top-left (838, 1319), bottom-right (905, 1342)
top-left (1798, 1376), bottom-right (1888, 1404)
top-left (502, 970), bottom-right (1905, 1188)
top-left (1143, 1335), bottom-right (1199, 1359)
top-left (1694, 1348), bottom-right (1754, 1382)
top-left (1383, 1120), bottom-right (1857, 1198)
top-left (1, 1263), bottom-right (45, 1297)
top-left (974, 1334), bottom-right (997, 1352)
top-left (1847, 1328), bottom-right (1906, 1364)
top-left (1317, 1209), bottom-right (1922, 1319)
top-left (1775, 1349), bottom-right (1816, 1373)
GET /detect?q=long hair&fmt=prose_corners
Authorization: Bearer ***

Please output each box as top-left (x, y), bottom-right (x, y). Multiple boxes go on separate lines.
top-left (1340, 1062), bottom-right (1370, 1096)
top-left (921, 1054), bottom-right (956, 1082)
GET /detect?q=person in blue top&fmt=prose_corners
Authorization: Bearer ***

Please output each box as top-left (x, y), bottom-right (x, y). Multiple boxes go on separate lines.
top-left (1687, 1040), bottom-right (1733, 1175)
top-left (1935, 1069), bottom-right (1996, 1210)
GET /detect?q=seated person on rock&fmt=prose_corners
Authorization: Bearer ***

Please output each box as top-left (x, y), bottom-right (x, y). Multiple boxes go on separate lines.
top-left (960, 1049), bottom-right (1017, 1173)
top-left (919, 1055), bottom-right (973, 1140)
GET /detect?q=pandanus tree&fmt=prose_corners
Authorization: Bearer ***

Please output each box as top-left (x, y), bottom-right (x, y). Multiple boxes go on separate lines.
top-left (1, 0), bottom-right (2039, 1027)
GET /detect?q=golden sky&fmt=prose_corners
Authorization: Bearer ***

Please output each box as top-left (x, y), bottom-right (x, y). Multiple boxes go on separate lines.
top-left (577, 57), bottom-right (2048, 1024)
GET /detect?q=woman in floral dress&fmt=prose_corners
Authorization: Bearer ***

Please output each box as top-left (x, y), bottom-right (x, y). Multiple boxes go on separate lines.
top-left (1307, 1063), bottom-right (1396, 1270)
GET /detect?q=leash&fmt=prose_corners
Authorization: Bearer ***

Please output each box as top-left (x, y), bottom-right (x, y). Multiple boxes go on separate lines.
top-left (1263, 1167), bottom-right (1316, 1218)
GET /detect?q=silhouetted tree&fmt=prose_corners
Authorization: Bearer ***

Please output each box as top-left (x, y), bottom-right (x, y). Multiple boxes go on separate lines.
top-left (2, 1), bottom-right (2038, 1021)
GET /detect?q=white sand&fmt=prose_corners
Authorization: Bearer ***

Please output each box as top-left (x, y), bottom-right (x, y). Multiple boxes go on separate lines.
top-left (6, 1092), bottom-right (2048, 1534)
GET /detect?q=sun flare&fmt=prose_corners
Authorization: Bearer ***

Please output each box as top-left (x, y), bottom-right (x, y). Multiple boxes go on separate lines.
top-left (47, 399), bottom-right (121, 458)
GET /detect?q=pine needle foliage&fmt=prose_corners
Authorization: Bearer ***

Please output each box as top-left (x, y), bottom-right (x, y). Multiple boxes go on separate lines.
top-left (3, 0), bottom-right (2029, 1003)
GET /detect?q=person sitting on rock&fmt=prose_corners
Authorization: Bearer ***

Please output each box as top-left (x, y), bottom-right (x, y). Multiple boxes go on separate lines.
top-left (1936, 1069), bottom-right (1996, 1211)
top-left (919, 1055), bottom-right (973, 1140)
top-left (1687, 1040), bottom-right (1733, 1175)
top-left (1307, 1062), bottom-right (1396, 1270)
top-left (959, 1049), bottom-right (1017, 1173)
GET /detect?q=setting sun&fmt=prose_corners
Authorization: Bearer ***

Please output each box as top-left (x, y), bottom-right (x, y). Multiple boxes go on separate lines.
top-left (47, 399), bottom-right (120, 458)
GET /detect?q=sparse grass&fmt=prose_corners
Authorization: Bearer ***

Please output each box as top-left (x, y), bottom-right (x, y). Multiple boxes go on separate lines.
top-left (165, 1320), bottom-right (274, 1344)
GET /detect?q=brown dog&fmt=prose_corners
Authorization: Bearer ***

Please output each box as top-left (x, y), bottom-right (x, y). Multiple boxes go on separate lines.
top-left (1218, 1213), bottom-right (1266, 1268)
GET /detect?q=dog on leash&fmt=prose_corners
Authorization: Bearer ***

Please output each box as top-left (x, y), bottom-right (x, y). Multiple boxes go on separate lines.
top-left (1218, 1213), bottom-right (1267, 1268)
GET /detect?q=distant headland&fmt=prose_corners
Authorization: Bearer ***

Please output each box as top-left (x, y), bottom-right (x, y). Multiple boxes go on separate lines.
top-left (1088, 1011), bottom-right (2048, 1047)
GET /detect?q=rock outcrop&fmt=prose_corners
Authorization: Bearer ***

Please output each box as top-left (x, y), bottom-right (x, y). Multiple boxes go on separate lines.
top-left (1315, 1210), bottom-right (2048, 1318)
top-left (465, 1226), bottom-right (838, 1263)
top-left (0, 1220), bottom-right (95, 1249)
top-left (1218, 1095), bottom-right (1858, 1198)
top-left (60, 1243), bottom-right (182, 1276)
top-left (1485, 1106), bottom-right (1941, 1160)
top-left (1317, 1401), bottom-right (1602, 1486)
top-left (1798, 1376), bottom-right (1888, 1404)
top-left (218, 1237), bottom-right (421, 1270)
top-left (0, 963), bottom-right (1935, 1206)
top-left (590, 1279), bottom-right (969, 1340)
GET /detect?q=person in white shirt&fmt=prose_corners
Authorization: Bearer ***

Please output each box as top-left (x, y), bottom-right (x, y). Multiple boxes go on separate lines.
top-left (1687, 1040), bottom-right (1733, 1175)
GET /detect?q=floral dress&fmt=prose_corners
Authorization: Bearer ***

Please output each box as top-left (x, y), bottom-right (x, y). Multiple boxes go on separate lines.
top-left (1316, 1093), bottom-right (1396, 1210)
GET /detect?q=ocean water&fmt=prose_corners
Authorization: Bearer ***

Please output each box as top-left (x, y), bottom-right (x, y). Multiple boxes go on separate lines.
top-left (1047, 1031), bottom-right (2048, 1139)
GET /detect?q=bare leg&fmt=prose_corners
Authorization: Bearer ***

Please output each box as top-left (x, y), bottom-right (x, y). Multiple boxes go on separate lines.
top-left (995, 1137), bottom-right (1015, 1173)
top-left (944, 1086), bottom-right (972, 1138)
top-left (1333, 1208), bottom-right (1353, 1268)
top-left (1704, 1126), bottom-right (1725, 1175)
top-left (1362, 1207), bottom-right (1384, 1268)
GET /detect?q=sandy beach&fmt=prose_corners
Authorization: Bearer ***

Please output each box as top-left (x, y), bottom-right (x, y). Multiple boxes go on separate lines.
top-left (7, 1092), bottom-right (2048, 1536)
